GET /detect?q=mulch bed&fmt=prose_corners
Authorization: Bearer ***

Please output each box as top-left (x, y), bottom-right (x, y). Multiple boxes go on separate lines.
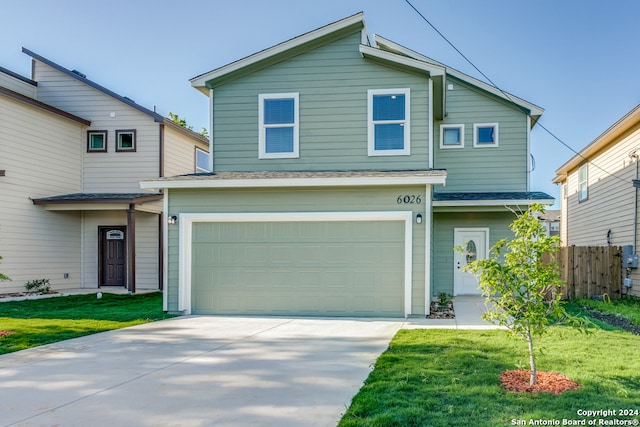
top-left (0, 330), bottom-right (14, 338)
top-left (583, 308), bottom-right (640, 335)
top-left (501, 370), bottom-right (580, 394)
top-left (0, 291), bottom-right (58, 299)
top-left (426, 300), bottom-right (455, 319)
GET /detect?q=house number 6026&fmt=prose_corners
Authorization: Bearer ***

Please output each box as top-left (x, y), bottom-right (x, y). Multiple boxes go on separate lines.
top-left (397, 195), bottom-right (422, 204)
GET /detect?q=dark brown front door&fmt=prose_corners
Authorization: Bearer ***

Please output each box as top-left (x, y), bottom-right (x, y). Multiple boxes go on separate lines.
top-left (99, 227), bottom-right (126, 287)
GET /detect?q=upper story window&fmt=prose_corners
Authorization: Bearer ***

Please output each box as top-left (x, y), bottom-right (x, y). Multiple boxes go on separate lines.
top-left (116, 129), bottom-right (136, 152)
top-left (440, 124), bottom-right (464, 149)
top-left (195, 147), bottom-right (210, 173)
top-left (473, 123), bottom-right (499, 147)
top-left (258, 93), bottom-right (299, 159)
top-left (87, 130), bottom-right (107, 152)
top-left (368, 88), bottom-right (410, 156)
top-left (578, 164), bottom-right (588, 202)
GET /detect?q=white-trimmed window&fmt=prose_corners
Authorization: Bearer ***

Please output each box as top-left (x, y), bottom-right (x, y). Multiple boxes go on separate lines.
top-left (578, 164), bottom-right (588, 202)
top-left (368, 88), bottom-right (410, 156)
top-left (87, 130), bottom-right (107, 152)
top-left (258, 93), bottom-right (299, 159)
top-left (116, 129), bottom-right (136, 152)
top-left (195, 147), bottom-right (210, 173)
top-left (440, 124), bottom-right (464, 149)
top-left (473, 123), bottom-right (499, 147)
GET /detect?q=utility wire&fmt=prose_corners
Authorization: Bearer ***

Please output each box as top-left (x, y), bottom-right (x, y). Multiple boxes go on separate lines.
top-left (403, 0), bottom-right (631, 185)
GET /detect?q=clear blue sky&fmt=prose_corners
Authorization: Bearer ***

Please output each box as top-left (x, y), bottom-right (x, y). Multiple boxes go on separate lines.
top-left (2, 0), bottom-right (640, 206)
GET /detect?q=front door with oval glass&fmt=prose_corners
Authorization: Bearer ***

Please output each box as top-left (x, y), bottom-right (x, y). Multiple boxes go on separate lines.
top-left (453, 228), bottom-right (489, 295)
top-left (99, 226), bottom-right (126, 287)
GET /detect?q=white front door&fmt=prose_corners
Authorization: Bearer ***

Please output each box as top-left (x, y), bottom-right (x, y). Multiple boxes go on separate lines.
top-left (453, 228), bottom-right (489, 295)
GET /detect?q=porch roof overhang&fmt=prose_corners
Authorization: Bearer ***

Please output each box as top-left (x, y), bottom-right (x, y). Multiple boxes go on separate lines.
top-left (140, 169), bottom-right (448, 190)
top-left (433, 191), bottom-right (554, 212)
top-left (31, 192), bottom-right (163, 213)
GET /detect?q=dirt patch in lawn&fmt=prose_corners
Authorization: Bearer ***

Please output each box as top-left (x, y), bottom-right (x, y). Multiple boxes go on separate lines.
top-left (0, 291), bottom-right (59, 300)
top-left (501, 370), bottom-right (580, 394)
top-left (0, 330), bottom-right (15, 338)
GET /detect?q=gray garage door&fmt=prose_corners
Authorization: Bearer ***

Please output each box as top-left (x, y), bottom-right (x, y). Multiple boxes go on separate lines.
top-left (190, 220), bottom-right (405, 316)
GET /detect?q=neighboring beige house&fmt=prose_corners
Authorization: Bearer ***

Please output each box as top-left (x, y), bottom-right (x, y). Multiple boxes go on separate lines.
top-left (553, 104), bottom-right (640, 298)
top-left (0, 48), bottom-right (209, 294)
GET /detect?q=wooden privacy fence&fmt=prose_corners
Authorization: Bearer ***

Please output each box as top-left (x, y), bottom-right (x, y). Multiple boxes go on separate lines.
top-left (543, 246), bottom-right (622, 300)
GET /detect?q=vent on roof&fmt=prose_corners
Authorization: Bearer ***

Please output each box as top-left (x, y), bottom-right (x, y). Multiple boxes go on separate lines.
top-left (71, 69), bottom-right (86, 78)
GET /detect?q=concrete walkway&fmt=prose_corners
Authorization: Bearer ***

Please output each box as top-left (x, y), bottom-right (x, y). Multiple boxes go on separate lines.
top-left (0, 296), bottom-right (497, 427)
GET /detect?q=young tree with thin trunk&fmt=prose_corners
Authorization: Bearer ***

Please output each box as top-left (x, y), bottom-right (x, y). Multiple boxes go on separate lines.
top-left (460, 204), bottom-right (568, 386)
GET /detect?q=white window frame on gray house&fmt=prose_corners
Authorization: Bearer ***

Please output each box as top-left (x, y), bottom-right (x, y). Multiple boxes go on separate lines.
top-left (578, 163), bottom-right (588, 202)
top-left (440, 124), bottom-right (465, 149)
top-left (195, 147), bottom-right (210, 173)
top-left (258, 92), bottom-right (299, 159)
top-left (367, 88), bottom-right (411, 156)
top-left (473, 123), bottom-right (499, 148)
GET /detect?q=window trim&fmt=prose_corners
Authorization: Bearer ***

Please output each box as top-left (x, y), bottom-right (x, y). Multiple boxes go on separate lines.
top-left (115, 129), bottom-right (137, 152)
top-left (195, 147), bottom-right (210, 173)
top-left (367, 88), bottom-right (411, 156)
top-left (258, 92), bottom-right (299, 159)
top-left (439, 124), bottom-right (465, 149)
top-left (473, 123), bottom-right (499, 148)
top-left (578, 163), bottom-right (588, 202)
top-left (87, 130), bottom-right (108, 152)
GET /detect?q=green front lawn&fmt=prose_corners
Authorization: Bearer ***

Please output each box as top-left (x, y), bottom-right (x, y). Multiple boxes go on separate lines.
top-left (0, 292), bottom-right (172, 355)
top-left (339, 326), bottom-right (640, 427)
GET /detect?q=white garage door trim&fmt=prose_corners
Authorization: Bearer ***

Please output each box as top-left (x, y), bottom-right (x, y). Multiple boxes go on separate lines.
top-left (178, 211), bottom-right (413, 316)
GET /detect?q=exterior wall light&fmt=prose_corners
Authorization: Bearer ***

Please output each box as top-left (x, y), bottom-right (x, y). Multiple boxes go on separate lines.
top-left (416, 213), bottom-right (423, 224)
top-left (168, 215), bottom-right (177, 225)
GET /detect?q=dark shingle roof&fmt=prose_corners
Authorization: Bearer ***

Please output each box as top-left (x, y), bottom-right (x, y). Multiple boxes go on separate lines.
top-left (433, 191), bottom-right (554, 202)
top-left (32, 193), bottom-right (162, 205)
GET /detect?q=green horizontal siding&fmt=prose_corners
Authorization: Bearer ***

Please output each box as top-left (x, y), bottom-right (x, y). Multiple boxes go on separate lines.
top-left (434, 77), bottom-right (529, 192)
top-left (212, 31), bottom-right (430, 171)
top-left (432, 211), bottom-right (514, 296)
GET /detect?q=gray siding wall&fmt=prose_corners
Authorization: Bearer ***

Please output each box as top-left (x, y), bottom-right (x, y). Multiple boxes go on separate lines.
top-left (212, 31), bottom-right (430, 171)
top-left (432, 210), bottom-right (514, 296)
top-left (434, 77), bottom-right (529, 192)
top-left (32, 61), bottom-right (162, 193)
top-left (0, 93), bottom-right (83, 292)
top-left (166, 186), bottom-right (428, 314)
top-left (562, 124), bottom-right (640, 298)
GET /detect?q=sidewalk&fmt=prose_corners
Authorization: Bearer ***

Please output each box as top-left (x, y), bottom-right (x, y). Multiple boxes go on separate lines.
top-left (403, 295), bottom-right (502, 330)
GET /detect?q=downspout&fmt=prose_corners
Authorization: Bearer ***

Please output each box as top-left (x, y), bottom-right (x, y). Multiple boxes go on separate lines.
top-left (428, 78), bottom-right (434, 169)
top-left (209, 88), bottom-right (214, 172)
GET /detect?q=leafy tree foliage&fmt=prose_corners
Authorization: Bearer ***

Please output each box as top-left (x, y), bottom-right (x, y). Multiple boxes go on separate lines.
top-left (460, 204), bottom-right (571, 385)
top-left (168, 112), bottom-right (209, 139)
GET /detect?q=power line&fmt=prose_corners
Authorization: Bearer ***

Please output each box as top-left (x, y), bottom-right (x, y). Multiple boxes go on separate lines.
top-left (403, 0), bottom-right (631, 185)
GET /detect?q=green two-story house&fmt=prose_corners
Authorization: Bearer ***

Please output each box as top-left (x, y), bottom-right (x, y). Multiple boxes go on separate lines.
top-left (142, 12), bottom-right (553, 317)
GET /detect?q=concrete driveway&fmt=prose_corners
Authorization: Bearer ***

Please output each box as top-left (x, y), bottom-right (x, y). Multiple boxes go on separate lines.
top-left (0, 316), bottom-right (403, 427)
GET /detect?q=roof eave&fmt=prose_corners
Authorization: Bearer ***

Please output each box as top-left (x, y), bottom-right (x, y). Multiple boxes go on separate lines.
top-left (190, 12), bottom-right (366, 90)
top-left (373, 34), bottom-right (544, 122)
top-left (141, 174), bottom-right (447, 191)
top-left (554, 104), bottom-right (640, 177)
top-left (22, 47), bottom-right (165, 122)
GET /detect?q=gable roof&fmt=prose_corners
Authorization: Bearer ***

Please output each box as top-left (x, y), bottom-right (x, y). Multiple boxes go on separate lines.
top-left (553, 104), bottom-right (640, 184)
top-left (190, 12), bottom-right (368, 93)
top-left (190, 13), bottom-right (543, 127)
top-left (0, 85), bottom-right (90, 126)
top-left (373, 35), bottom-right (544, 126)
top-left (22, 47), bottom-right (165, 122)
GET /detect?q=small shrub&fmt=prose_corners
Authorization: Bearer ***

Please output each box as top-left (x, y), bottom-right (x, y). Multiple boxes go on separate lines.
top-left (24, 279), bottom-right (51, 294)
top-left (0, 255), bottom-right (9, 282)
top-left (438, 292), bottom-right (452, 306)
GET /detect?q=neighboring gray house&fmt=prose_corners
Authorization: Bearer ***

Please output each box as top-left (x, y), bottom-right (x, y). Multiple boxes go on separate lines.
top-left (554, 104), bottom-right (640, 298)
top-left (143, 13), bottom-right (553, 316)
top-left (0, 49), bottom-right (209, 294)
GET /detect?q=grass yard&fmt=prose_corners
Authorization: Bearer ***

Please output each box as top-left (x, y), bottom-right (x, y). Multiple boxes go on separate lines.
top-left (573, 296), bottom-right (640, 325)
top-left (0, 292), bottom-right (172, 355)
top-left (339, 326), bottom-right (640, 427)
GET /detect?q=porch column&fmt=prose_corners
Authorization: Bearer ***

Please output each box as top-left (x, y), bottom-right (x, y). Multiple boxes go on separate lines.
top-left (127, 204), bottom-right (136, 293)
